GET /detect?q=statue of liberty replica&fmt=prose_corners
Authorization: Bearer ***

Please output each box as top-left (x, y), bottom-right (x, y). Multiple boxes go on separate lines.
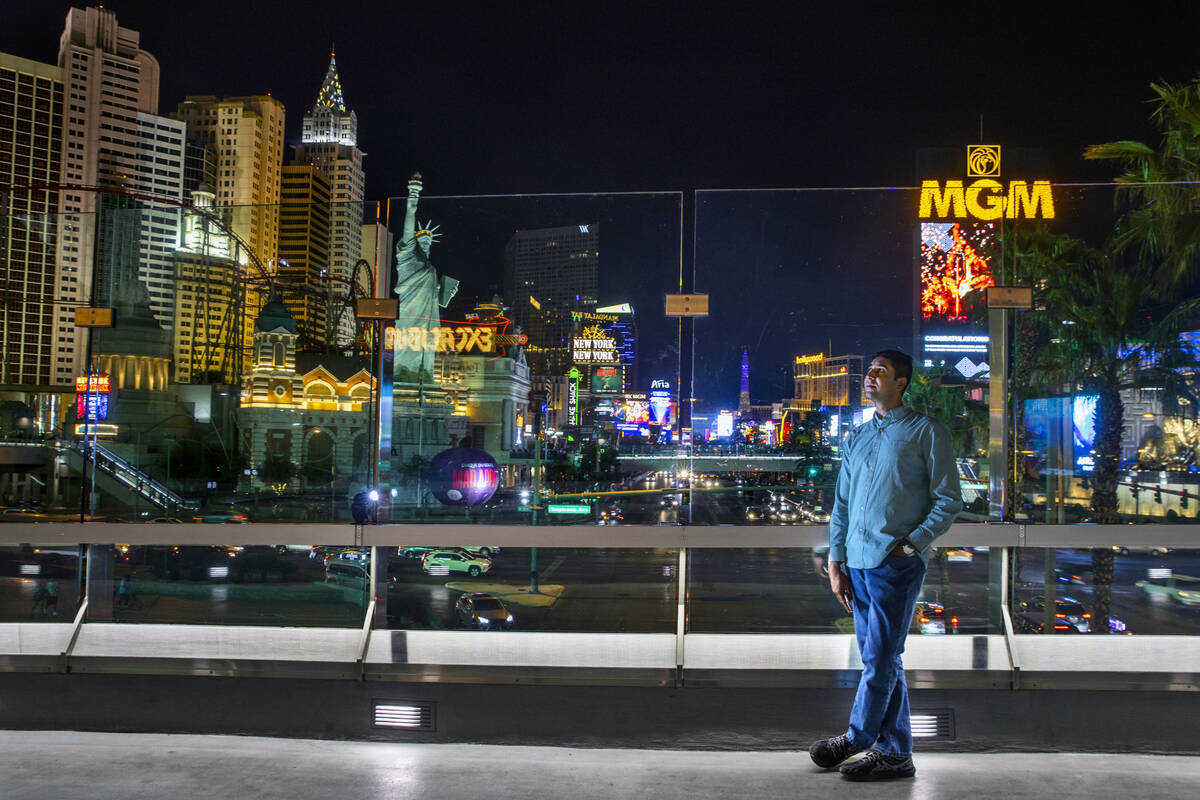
top-left (387, 173), bottom-right (459, 507)
top-left (394, 173), bottom-right (459, 380)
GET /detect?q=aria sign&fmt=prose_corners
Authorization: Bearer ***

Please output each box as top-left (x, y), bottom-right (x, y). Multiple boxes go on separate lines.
top-left (918, 145), bottom-right (1055, 220)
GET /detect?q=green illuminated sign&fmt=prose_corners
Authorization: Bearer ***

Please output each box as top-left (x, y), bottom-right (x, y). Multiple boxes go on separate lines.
top-left (547, 504), bottom-right (591, 515)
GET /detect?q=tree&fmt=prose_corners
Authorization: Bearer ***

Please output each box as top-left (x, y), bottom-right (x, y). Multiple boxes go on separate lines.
top-left (1084, 79), bottom-right (1200, 292)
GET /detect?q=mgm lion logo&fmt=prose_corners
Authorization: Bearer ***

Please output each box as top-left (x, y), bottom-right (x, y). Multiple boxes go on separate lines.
top-left (967, 145), bottom-right (1001, 178)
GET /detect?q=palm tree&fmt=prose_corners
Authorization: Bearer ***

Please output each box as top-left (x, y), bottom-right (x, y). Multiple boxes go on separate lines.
top-left (1084, 79), bottom-right (1200, 292)
top-left (998, 225), bottom-right (1169, 632)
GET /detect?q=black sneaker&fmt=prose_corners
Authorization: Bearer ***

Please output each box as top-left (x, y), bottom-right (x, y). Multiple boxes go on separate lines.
top-left (839, 750), bottom-right (916, 781)
top-left (808, 734), bottom-right (861, 769)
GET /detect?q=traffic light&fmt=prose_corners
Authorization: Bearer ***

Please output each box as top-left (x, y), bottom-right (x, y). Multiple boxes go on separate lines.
top-left (1154, 486), bottom-right (1162, 504)
top-left (1182, 490), bottom-right (1190, 510)
top-left (807, 465), bottom-right (820, 478)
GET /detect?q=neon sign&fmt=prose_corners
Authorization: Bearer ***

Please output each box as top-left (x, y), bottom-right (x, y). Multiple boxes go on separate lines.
top-left (796, 354), bottom-right (824, 364)
top-left (75, 375), bottom-right (110, 394)
top-left (572, 325), bottom-right (619, 364)
top-left (919, 144), bottom-right (1054, 220)
top-left (918, 180), bottom-right (1055, 220)
top-left (567, 367), bottom-right (581, 425)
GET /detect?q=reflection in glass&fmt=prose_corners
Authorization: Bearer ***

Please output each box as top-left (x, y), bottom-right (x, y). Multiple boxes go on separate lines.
top-left (0, 546), bottom-right (80, 622)
top-left (687, 547), bottom-right (995, 635)
top-left (112, 544), bottom-right (368, 627)
top-left (1015, 547), bottom-right (1200, 635)
top-left (385, 546), bottom-right (677, 633)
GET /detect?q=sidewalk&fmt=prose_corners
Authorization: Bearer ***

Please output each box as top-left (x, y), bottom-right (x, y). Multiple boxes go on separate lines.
top-left (1, 731), bottom-right (1197, 800)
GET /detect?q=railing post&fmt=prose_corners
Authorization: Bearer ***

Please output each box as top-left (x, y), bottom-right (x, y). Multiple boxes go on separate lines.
top-left (85, 544), bottom-right (115, 621)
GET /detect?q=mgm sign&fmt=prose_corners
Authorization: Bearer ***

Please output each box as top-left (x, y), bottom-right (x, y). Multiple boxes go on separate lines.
top-left (918, 144), bottom-right (1054, 221)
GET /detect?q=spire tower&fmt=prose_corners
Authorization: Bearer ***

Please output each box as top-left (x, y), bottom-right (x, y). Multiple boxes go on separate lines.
top-left (738, 347), bottom-right (751, 415)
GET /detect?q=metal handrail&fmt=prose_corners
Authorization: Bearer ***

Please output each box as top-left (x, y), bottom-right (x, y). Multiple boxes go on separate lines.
top-left (0, 520), bottom-right (1193, 548)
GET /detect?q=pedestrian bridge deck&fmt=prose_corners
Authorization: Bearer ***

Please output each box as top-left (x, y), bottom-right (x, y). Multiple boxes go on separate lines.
top-left (2, 731), bottom-right (1197, 800)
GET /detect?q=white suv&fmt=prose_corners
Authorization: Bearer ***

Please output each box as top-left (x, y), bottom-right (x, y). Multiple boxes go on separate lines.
top-left (421, 550), bottom-right (492, 577)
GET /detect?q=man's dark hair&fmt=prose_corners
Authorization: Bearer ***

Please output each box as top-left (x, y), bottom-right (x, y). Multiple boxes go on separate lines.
top-left (871, 349), bottom-right (913, 395)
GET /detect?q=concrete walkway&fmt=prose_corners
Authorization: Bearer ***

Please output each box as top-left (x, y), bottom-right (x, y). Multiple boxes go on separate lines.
top-left (1, 731), bottom-right (1196, 800)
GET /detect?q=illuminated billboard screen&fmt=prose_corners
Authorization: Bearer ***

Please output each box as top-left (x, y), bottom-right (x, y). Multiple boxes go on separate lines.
top-left (920, 221), bottom-right (994, 373)
top-left (617, 399), bottom-right (650, 424)
top-left (1023, 395), bottom-right (1098, 476)
top-left (920, 222), bottom-right (995, 321)
top-left (591, 365), bottom-right (623, 393)
top-left (75, 392), bottom-right (109, 421)
top-left (716, 412), bottom-right (734, 438)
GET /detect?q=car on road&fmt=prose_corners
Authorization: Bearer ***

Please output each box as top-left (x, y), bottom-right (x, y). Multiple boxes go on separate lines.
top-left (421, 550), bottom-right (492, 577)
top-left (745, 505), bottom-right (763, 522)
top-left (455, 592), bottom-right (514, 629)
top-left (659, 494), bottom-right (679, 509)
top-left (329, 548), bottom-right (370, 565)
top-left (325, 559), bottom-right (370, 589)
top-left (1135, 574), bottom-right (1200, 606)
top-left (193, 505), bottom-right (248, 523)
top-left (1112, 545), bottom-right (1172, 556)
top-left (914, 601), bottom-right (946, 635)
top-left (943, 549), bottom-right (974, 563)
top-left (1016, 596), bottom-right (1091, 633)
top-left (400, 545), bottom-right (498, 559)
top-left (599, 506), bottom-right (624, 525)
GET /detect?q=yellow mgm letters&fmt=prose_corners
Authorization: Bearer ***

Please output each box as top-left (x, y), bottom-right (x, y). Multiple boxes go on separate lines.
top-left (395, 325), bottom-right (496, 353)
top-left (918, 179), bottom-right (1055, 220)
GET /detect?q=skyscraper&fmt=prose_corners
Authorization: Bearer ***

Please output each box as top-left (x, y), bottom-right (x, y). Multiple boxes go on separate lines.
top-left (52, 5), bottom-right (164, 385)
top-left (131, 113), bottom-right (186, 330)
top-left (0, 52), bottom-right (63, 387)
top-left (293, 52), bottom-right (364, 347)
top-left (171, 95), bottom-right (285, 273)
top-left (172, 93), bottom-right (286, 361)
top-left (278, 163), bottom-right (331, 343)
top-left (172, 186), bottom-right (244, 385)
top-left (504, 223), bottom-right (599, 376)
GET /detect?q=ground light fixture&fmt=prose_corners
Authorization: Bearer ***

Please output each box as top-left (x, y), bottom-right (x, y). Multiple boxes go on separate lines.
top-left (910, 709), bottom-right (955, 740)
top-left (373, 700), bottom-right (435, 730)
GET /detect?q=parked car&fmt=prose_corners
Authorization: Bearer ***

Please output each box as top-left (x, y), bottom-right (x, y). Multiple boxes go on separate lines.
top-left (455, 592), bottom-right (514, 629)
top-left (1135, 574), bottom-right (1200, 606)
top-left (421, 550), bottom-right (492, 577)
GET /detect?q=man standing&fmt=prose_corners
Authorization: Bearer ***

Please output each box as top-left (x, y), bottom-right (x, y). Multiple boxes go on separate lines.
top-left (809, 349), bottom-right (962, 781)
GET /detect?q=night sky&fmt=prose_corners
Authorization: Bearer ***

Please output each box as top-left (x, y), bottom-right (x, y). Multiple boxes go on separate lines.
top-left (5, 2), bottom-right (1200, 410)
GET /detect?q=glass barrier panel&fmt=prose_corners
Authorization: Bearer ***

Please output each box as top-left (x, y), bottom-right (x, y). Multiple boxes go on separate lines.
top-left (384, 545), bottom-right (678, 632)
top-left (693, 188), bottom-right (990, 528)
top-left (1014, 546), bottom-right (1200, 635)
top-left (0, 545), bottom-right (82, 621)
top-left (111, 544), bottom-right (369, 626)
top-left (0, 193), bottom-right (684, 525)
top-left (687, 546), bottom-right (997, 634)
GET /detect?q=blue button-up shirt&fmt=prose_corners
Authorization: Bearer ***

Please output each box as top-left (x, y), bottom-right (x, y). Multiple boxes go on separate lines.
top-left (828, 404), bottom-right (963, 568)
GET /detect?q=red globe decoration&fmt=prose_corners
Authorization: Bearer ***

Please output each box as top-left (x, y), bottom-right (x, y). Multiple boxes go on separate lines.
top-left (429, 448), bottom-right (499, 506)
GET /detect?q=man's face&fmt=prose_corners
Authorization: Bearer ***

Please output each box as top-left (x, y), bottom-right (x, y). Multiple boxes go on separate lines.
top-left (865, 357), bottom-right (907, 405)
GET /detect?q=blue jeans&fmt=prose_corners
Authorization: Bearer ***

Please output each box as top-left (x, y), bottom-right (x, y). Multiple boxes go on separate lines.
top-left (845, 554), bottom-right (927, 757)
